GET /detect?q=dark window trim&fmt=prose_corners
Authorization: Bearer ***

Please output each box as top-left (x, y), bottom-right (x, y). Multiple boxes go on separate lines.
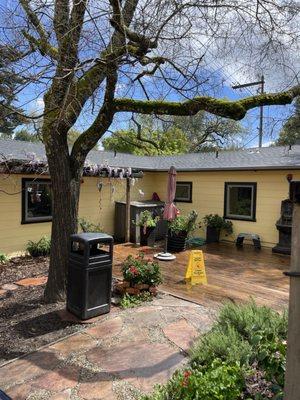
top-left (224, 182), bottom-right (257, 222)
top-left (21, 178), bottom-right (53, 224)
top-left (175, 181), bottom-right (193, 203)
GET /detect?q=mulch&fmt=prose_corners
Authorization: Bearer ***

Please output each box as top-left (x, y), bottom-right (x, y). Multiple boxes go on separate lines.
top-left (0, 256), bottom-right (83, 365)
top-left (0, 256), bottom-right (49, 285)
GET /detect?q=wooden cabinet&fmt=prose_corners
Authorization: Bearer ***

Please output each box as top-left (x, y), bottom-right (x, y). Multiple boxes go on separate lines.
top-left (114, 200), bottom-right (167, 243)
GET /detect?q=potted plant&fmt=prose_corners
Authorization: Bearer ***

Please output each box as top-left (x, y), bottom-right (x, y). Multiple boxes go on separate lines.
top-left (167, 210), bottom-right (199, 252)
top-left (116, 253), bottom-right (163, 295)
top-left (203, 214), bottom-right (233, 243)
top-left (135, 210), bottom-right (160, 246)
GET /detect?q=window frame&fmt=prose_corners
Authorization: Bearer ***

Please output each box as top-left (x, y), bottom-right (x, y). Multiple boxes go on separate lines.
top-left (174, 181), bottom-right (193, 203)
top-left (224, 182), bottom-right (257, 222)
top-left (21, 178), bottom-right (53, 224)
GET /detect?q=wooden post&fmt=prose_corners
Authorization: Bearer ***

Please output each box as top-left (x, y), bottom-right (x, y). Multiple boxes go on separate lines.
top-left (125, 178), bottom-right (131, 243)
top-left (284, 203), bottom-right (300, 399)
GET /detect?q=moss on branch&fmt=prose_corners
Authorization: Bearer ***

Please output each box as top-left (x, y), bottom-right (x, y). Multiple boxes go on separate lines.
top-left (114, 87), bottom-right (300, 120)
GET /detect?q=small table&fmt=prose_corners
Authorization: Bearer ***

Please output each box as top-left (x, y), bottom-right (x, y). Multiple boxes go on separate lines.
top-left (236, 233), bottom-right (261, 249)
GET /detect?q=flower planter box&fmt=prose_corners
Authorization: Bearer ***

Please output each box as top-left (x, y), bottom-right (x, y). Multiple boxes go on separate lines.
top-left (114, 280), bottom-right (158, 297)
top-left (126, 287), bottom-right (141, 295)
top-left (134, 283), bottom-right (150, 290)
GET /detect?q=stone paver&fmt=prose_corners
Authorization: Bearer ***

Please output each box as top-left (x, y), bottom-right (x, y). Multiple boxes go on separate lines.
top-left (163, 318), bottom-right (198, 352)
top-left (1, 283), bottom-right (18, 291)
top-left (0, 350), bottom-right (60, 388)
top-left (15, 276), bottom-right (47, 287)
top-left (1, 293), bottom-right (215, 399)
top-left (86, 316), bottom-right (123, 339)
top-left (49, 389), bottom-right (72, 400)
top-left (49, 332), bottom-right (97, 357)
top-left (77, 377), bottom-right (115, 400)
top-left (31, 365), bottom-right (80, 392)
top-left (5, 383), bottom-right (32, 400)
top-left (87, 341), bottom-right (185, 393)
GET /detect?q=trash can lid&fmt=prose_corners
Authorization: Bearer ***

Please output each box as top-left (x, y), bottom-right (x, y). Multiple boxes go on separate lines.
top-left (71, 232), bottom-right (113, 243)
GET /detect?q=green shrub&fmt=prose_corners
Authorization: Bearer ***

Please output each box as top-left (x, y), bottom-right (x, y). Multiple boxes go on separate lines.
top-left (143, 301), bottom-right (287, 400)
top-left (26, 236), bottom-right (51, 257)
top-left (217, 301), bottom-right (287, 342)
top-left (121, 253), bottom-right (163, 286)
top-left (142, 361), bottom-right (244, 400)
top-left (135, 210), bottom-right (160, 229)
top-left (78, 217), bottom-right (102, 232)
top-left (169, 210), bottom-right (199, 237)
top-left (203, 214), bottom-right (233, 235)
top-left (120, 292), bottom-right (152, 309)
top-left (190, 325), bottom-right (252, 367)
top-left (0, 252), bottom-right (8, 264)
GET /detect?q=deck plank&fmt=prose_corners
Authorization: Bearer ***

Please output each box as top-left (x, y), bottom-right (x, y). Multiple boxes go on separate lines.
top-left (113, 242), bottom-right (290, 311)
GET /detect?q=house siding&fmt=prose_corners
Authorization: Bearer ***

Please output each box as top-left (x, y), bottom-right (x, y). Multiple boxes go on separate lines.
top-left (0, 169), bottom-right (299, 255)
top-left (0, 172), bottom-right (155, 255)
top-left (150, 170), bottom-right (300, 247)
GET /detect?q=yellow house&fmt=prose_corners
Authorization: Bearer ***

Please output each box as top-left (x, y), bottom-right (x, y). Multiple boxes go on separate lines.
top-left (1, 138), bottom-right (299, 255)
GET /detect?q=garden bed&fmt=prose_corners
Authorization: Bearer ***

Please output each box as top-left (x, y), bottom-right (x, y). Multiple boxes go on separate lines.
top-left (0, 256), bottom-right (83, 365)
top-left (0, 255), bottom-right (49, 285)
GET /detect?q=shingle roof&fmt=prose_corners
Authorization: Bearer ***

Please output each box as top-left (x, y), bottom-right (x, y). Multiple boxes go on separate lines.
top-left (1, 138), bottom-right (300, 172)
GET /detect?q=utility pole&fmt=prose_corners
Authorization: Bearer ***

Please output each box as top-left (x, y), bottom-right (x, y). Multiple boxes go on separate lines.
top-left (232, 75), bottom-right (265, 147)
top-left (284, 183), bottom-right (300, 400)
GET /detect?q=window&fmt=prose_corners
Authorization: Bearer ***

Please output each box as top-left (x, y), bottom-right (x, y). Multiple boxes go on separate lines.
top-left (22, 179), bottom-right (52, 223)
top-left (175, 182), bottom-right (193, 203)
top-left (224, 182), bottom-right (257, 221)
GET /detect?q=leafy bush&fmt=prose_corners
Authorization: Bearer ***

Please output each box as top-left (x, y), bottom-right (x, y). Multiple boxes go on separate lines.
top-left (135, 210), bottom-right (160, 229)
top-left (217, 300), bottom-right (287, 341)
top-left (169, 210), bottom-right (199, 237)
top-left (143, 301), bottom-right (287, 400)
top-left (0, 252), bottom-right (8, 264)
top-left (26, 236), bottom-right (51, 257)
top-left (121, 253), bottom-right (163, 286)
top-left (78, 217), bottom-right (102, 232)
top-left (142, 361), bottom-right (245, 400)
top-left (190, 324), bottom-right (252, 366)
top-left (203, 214), bottom-right (233, 235)
top-left (120, 292), bottom-right (152, 309)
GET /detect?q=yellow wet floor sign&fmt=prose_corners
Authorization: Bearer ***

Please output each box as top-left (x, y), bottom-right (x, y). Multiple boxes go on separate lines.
top-left (185, 250), bottom-right (207, 285)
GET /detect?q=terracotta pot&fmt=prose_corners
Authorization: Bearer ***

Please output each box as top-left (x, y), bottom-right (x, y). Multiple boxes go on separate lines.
top-left (134, 283), bottom-right (150, 290)
top-left (149, 286), bottom-right (158, 296)
top-left (126, 287), bottom-right (140, 295)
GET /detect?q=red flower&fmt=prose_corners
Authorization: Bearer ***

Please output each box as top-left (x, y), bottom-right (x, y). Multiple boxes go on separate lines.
top-left (182, 370), bottom-right (192, 387)
top-left (129, 266), bottom-right (138, 275)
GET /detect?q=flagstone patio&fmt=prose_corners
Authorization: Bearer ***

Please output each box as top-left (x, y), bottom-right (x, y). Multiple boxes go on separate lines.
top-left (0, 294), bottom-right (215, 400)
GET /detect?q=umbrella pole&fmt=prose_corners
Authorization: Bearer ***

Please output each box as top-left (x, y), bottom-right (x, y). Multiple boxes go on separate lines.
top-left (154, 221), bottom-right (176, 261)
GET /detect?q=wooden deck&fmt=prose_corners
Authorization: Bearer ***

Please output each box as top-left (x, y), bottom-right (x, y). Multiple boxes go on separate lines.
top-left (113, 242), bottom-right (290, 310)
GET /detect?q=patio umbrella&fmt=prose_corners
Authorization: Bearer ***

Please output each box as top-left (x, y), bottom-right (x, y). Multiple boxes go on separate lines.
top-left (155, 166), bottom-right (178, 261)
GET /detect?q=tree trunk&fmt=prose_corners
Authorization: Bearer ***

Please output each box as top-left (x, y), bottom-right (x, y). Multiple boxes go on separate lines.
top-left (43, 134), bottom-right (81, 303)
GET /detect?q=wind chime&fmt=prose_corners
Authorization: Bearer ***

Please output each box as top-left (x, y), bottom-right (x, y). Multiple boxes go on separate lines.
top-left (88, 161), bottom-right (143, 242)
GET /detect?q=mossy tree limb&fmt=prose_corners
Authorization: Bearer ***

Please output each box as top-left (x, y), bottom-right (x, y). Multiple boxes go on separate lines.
top-left (114, 86), bottom-right (300, 120)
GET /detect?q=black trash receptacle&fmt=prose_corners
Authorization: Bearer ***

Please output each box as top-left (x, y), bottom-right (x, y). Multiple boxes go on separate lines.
top-left (67, 232), bottom-right (113, 320)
